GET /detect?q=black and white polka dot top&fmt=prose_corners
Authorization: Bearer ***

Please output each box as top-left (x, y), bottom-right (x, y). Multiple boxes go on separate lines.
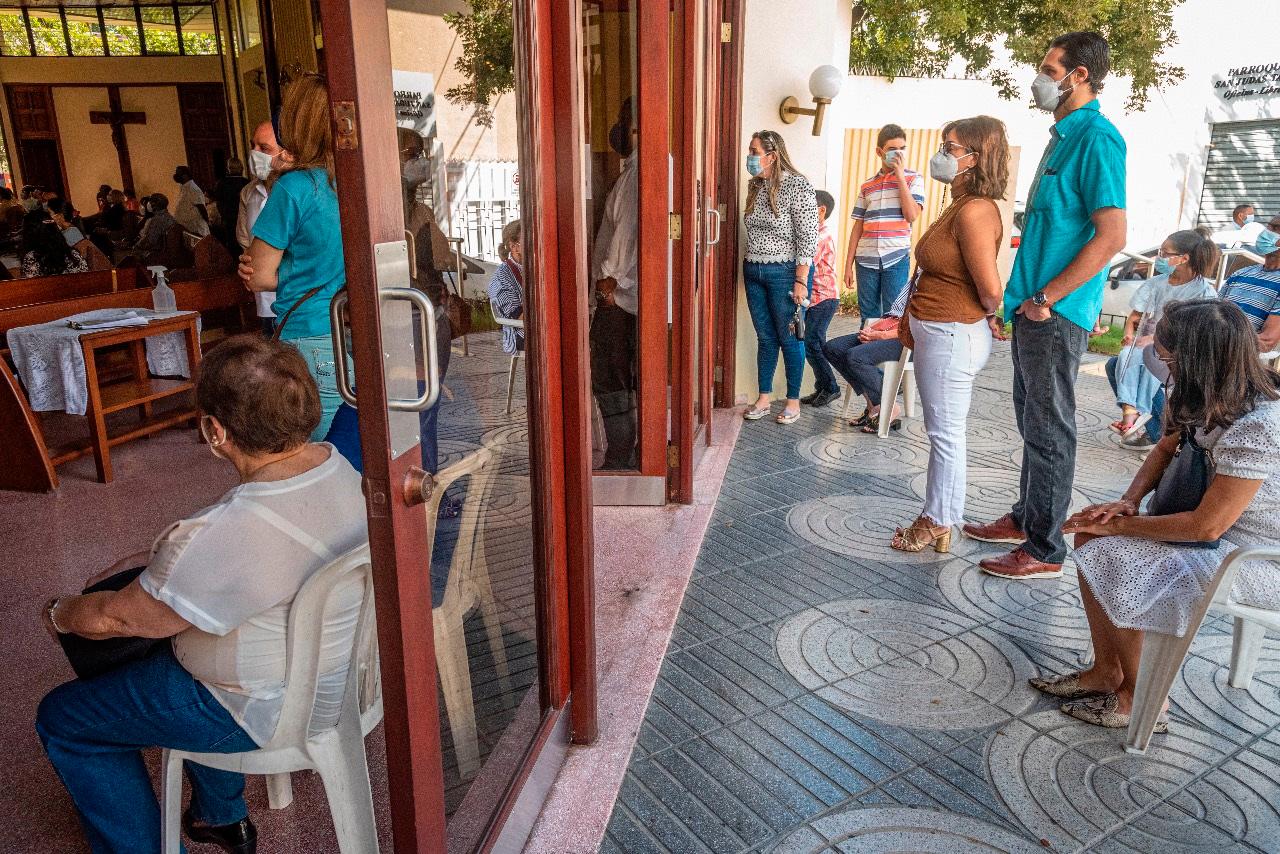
top-left (743, 171), bottom-right (820, 267)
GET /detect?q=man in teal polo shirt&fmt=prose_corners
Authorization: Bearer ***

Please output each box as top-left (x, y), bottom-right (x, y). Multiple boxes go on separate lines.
top-left (965, 31), bottom-right (1128, 579)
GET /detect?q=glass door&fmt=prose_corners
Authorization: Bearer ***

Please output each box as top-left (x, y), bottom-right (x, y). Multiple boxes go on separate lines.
top-left (313, 0), bottom-right (591, 850)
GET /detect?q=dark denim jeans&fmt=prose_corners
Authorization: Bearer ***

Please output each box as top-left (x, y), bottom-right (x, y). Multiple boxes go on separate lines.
top-left (1105, 355), bottom-right (1164, 443)
top-left (1009, 313), bottom-right (1089, 564)
top-left (823, 333), bottom-right (903, 402)
top-left (854, 258), bottom-right (910, 321)
top-left (744, 261), bottom-right (813, 399)
top-left (37, 645), bottom-right (258, 854)
top-left (803, 297), bottom-right (839, 394)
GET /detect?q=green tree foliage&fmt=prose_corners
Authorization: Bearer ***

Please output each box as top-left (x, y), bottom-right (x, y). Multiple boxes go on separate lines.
top-left (848, 0), bottom-right (1186, 112)
top-left (443, 0), bottom-right (515, 128)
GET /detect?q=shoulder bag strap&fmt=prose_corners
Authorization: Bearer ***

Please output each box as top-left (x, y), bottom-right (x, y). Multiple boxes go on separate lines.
top-left (271, 285), bottom-right (324, 342)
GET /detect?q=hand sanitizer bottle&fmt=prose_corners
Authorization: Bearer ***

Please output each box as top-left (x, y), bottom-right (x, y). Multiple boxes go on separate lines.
top-left (148, 266), bottom-right (176, 313)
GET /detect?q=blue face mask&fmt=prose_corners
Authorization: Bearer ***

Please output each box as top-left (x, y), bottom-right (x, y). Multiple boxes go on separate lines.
top-left (1257, 229), bottom-right (1280, 256)
top-left (746, 154), bottom-right (763, 176)
top-left (1154, 257), bottom-right (1173, 276)
top-left (1242, 214), bottom-right (1256, 225)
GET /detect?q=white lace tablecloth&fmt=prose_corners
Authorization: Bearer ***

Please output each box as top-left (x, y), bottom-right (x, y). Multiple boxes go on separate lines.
top-left (8, 309), bottom-right (200, 416)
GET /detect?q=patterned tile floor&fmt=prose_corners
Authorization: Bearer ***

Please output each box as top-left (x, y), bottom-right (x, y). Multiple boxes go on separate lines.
top-left (602, 328), bottom-right (1280, 854)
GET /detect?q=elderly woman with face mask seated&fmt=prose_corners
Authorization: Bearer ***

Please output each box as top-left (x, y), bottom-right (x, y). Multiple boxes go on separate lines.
top-left (36, 335), bottom-right (368, 854)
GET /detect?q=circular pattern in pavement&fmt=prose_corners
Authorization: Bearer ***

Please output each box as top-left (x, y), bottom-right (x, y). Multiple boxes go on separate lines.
top-left (986, 711), bottom-right (1280, 852)
top-left (775, 599), bottom-right (1037, 730)
top-left (769, 807), bottom-right (1042, 853)
top-left (936, 560), bottom-right (1092, 653)
top-left (908, 470), bottom-right (1090, 527)
top-left (795, 433), bottom-right (932, 475)
top-left (786, 495), bottom-right (979, 563)
top-left (900, 418), bottom-right (1024, 459)
top-left (1176, 635), bottom-right (1280, 744)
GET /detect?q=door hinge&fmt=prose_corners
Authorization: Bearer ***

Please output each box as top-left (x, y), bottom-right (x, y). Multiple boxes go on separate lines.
top-left (667, 443), bottom-right (680, 468)
top-left (332, 100), bottom-right (359, 151)
top-left (668, 213), bottom-right (682, 240)
top-left (721, 22), bottom-right (731, 43)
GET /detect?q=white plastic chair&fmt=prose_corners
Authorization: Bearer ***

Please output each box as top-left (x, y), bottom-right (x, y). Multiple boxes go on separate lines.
top-left (838, 348), bottom-right (917, 434)
top-left (161, 544), bottom-right (379, 854)
top-left (494, 316), bottom-right (524, 414)
top-left (1125, 545), bottom-right (1280, 754)
top-left (877, 347), bottom-right (917, 438)
top-left (424, 446), bottom-right (512, 780)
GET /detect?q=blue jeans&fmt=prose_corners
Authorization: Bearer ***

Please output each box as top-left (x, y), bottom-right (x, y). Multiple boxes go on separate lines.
top-left (744, 261), bottom-right (813, 399)
top-left (284, 333), bottom-right (346, 440)
top-left (823, 334), bottom-right (903, 402)
top-left (1105, 355), bottom-right (1164, 443)
top-left (855, 258), bottom-right (910, 322)
top-left (37, 645), bottom-right (258, 854)
top-left (803, 298), bottom-right (839, 394)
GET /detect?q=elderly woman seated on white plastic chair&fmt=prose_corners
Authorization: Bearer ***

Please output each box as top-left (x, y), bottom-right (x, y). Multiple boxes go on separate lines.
top-left (1032, 300), bottom-right (1280, 733)
top-left (488, 218), bottom-right (526, 356)
top-left (36, 335), bottom-right (368, 854)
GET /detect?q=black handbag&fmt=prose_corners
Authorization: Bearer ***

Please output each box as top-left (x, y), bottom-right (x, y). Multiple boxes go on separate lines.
top-left (57, 567), bottom-right (164, 679)
top-left (1146, 429), bottom-right (1221, 550)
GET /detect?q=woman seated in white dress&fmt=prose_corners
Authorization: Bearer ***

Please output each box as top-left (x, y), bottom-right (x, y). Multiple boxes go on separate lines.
top-left (1032, 299), bottom-right (1280, 730)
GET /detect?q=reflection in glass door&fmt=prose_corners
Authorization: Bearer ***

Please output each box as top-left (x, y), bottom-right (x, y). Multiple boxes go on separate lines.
top-left (383, 2), bottom-right (541, 847)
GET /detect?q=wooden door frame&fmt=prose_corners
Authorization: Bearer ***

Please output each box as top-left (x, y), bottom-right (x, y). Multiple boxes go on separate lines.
top-left (4, 84), bottom-right (70, 199)
top-left (314, 0), bottom-right (594, 850)
top-left (670, 0), bottom-right (721, 504)
top-left (713, 0), bottom-right (744, 409)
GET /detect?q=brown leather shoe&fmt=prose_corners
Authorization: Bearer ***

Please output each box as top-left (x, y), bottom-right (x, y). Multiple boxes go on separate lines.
top-left (963, 513), bottom-right (1027, 544)
top-left (978, 547), bottom-right (1063, 580)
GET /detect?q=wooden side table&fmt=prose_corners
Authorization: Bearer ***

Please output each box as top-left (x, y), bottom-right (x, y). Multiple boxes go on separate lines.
top-left (49, 313), bottom-right (202, 483)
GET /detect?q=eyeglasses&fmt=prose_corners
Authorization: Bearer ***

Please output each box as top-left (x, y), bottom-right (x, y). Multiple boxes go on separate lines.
top-left (938, 141), bottom-right (975, 155)
top-left (1156, 250), bottom-right (1187, 259)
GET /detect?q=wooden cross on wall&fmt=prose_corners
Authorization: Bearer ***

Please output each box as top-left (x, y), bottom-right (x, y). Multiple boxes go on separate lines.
top-left (89, 86), bottom-right (146, 196)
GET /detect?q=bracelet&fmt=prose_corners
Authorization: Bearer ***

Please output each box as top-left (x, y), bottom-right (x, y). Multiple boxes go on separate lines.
top-left (46, 597), bottom-right (68, 634)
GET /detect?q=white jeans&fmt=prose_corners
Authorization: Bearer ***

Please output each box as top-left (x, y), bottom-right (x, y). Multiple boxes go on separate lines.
top-left (910, 315), bottom-right (993, 527)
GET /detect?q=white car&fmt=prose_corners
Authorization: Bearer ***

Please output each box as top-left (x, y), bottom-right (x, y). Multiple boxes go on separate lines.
top-left (1099, 246), bottom-right (1158, 327)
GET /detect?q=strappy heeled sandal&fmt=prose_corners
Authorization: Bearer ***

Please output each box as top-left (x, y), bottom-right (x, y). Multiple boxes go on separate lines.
top-left (890, 517), bottom-right (952, 553)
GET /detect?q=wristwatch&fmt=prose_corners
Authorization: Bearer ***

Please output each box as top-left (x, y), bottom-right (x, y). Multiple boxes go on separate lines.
top-left (1032, 290), bottom-right (1051, 308)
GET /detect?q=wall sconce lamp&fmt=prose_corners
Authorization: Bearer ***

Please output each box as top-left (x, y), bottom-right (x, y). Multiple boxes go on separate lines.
top-left (779, 65), bottom-right (843, 136)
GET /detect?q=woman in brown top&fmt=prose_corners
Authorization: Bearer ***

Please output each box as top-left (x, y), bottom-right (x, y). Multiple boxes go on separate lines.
top-left (891, 116), bottom-right (1009, 553)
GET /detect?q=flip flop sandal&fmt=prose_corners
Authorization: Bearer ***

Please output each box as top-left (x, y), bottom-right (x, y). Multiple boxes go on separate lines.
top-left (743, 406), bottom-right (771, 421)
top-left (1121, 413), bottom-right (1152, 438)
top-left (776, 408), bottom-right (801, 425)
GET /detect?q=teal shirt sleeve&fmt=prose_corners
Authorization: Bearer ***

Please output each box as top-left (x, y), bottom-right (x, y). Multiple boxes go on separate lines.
top-left (1078, 131), bottom-right (1126, 214)
top-left (251, 177), bottom-right (300, 250)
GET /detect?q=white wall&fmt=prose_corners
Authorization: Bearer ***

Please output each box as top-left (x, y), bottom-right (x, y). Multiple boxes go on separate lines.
top-left (735, 0), bottom-right (851, 402)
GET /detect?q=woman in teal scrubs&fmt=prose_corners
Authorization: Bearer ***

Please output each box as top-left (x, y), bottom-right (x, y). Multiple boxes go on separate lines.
top-left (241, 73), bottom-right (348, 439)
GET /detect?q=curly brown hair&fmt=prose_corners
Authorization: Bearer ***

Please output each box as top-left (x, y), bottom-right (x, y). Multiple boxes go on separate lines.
top-left (942, 115), bottom-right (1010, 200)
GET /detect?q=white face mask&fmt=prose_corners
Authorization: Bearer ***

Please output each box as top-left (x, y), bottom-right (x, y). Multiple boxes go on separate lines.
top-left (249, 149), bottom-right (274, 181)
top-left (401, 156), bottom-right (432, 187)
top-left (1031, 71), bottom-right (1077, 112)
top-left (928, 149), bottom-right (973, 185)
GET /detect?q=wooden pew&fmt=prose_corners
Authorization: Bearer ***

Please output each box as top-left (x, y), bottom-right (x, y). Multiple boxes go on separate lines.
top-left (0, 359), bottom-right (58, 492)
top-left (0, 267), bottom-right (146, 312)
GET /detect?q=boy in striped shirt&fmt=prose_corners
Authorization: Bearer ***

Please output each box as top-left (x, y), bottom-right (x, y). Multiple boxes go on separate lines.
top-left (843, 124), bottom-right (924, 324)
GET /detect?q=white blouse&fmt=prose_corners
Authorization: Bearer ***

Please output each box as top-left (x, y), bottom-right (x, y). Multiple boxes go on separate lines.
top-left (744, 171), bottom-right (820, 267)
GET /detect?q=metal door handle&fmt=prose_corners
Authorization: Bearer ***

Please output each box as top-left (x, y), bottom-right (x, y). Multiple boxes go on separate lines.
top-left (706, 203), bottom-right (722, 248)
top-left (404, 229), bottom-right (418, 280)
top-left (330, 291), bottom-right (357, 406)
top-left (328, 288), bottom-right (441, 412)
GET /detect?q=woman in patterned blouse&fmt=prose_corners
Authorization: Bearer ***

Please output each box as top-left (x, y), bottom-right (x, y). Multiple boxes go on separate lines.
top-left (19, 210), bottom-right (88, 278)
top-left (742, 130), bottom-right (820, 425)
